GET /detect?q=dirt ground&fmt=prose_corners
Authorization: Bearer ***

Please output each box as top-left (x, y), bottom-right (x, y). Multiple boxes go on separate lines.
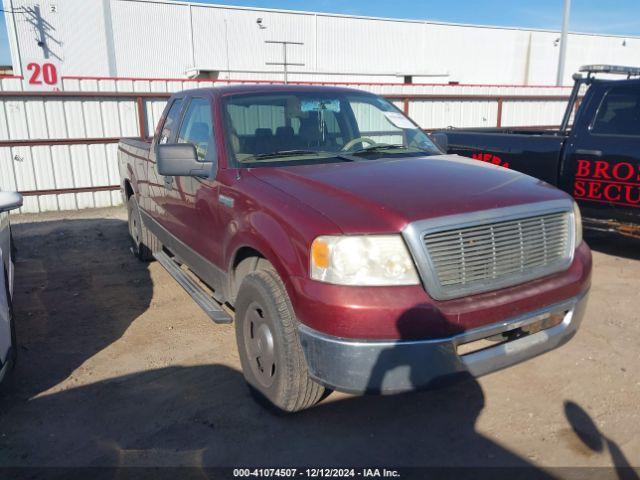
top-left (0, 206), bottom-right (638, 475)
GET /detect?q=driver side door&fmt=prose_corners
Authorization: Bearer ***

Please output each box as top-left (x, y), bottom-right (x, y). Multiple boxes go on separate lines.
top-left (169, 96), bottom-right (221, 265)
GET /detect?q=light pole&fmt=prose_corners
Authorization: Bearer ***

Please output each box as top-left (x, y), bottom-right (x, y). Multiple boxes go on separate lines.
top-left (556, 0), bottom-right (572, 86)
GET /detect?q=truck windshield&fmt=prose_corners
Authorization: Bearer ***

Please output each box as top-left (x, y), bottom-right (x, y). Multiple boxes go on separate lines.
top-left (222, 91), bottom-right (441, 165)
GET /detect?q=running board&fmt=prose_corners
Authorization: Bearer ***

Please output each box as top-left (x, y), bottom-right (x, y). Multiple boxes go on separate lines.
top-left (154, 251), bottom-right (233, 324)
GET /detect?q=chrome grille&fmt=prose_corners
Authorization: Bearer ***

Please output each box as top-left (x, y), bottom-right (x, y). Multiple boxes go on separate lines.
top-left (422, 211), bottom-right (572, 298)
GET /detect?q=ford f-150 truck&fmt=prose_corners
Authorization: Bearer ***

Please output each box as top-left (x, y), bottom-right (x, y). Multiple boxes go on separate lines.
top-left (434, 64), bottom-right (640, 239)
top-left (119, 85), bottom-right (591, 412)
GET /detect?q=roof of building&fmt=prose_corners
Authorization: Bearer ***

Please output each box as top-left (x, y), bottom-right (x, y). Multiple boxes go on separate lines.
top-left (131, 0), bottom-right (640, 39)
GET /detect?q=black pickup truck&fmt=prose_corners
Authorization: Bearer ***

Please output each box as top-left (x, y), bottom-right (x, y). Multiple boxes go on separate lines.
top-left (435, 65), bottom-right (640, 239)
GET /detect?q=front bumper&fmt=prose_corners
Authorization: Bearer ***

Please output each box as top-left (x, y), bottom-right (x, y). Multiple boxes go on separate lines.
top-left (298, 290), bottom-right (589, 394)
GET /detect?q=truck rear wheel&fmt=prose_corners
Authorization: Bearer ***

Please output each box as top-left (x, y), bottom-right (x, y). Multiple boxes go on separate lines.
top-left (127, 196), bottom-right (158, 262)
top-left (235, 268), bottom-right (325, 412)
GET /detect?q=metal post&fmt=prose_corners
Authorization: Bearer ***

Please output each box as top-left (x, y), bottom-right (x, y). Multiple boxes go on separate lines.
top-left (556, 0), bottom-right (572, 86)
top-left (9, 0), bottom-right (24, 75)
top-left (283, 43), bottom-right (288, 84)
top-left (136, 96), bottom-right (147, 139)
top-left (559, 74), bottom-right (583, 133)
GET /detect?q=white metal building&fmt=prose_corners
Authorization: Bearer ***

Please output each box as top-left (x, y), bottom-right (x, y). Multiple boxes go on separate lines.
top-left (4, 0), bottom-right (640, 85)
top-left (1, 0), bottom-right (637, 214)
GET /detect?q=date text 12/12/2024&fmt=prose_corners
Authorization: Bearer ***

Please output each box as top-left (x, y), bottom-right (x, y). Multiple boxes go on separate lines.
top-left (233, 468), bottom-right (401, 478)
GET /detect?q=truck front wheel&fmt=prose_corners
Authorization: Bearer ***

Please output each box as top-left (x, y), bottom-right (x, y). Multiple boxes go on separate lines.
top-left (235, 268), bottom-right (325, 412)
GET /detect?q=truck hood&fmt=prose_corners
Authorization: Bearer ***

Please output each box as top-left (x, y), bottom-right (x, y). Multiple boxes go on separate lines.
top-left (249, 154), bottom-right (569, 233)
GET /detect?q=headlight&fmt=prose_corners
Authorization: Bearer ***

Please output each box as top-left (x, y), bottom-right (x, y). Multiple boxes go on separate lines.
top-left (573, 201), bottom-right (583, 246)
top-left (310, 235), bottom-right (420, 286)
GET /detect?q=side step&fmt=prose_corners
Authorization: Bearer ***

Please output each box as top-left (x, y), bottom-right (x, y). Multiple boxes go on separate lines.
top-left (154, 251), bottom-right (233, 324)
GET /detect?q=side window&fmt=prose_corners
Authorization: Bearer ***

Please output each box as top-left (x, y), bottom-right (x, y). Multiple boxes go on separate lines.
top-left (159, 99), bottom-right (184, 144)
top-left (177, 98), bottom-right (214, 161)
top-left (591, 87), bottom-right (640, 136)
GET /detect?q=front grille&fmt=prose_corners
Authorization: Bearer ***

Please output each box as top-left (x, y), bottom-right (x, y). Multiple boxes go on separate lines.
top-left (422, 211), bottom-right (572, 298)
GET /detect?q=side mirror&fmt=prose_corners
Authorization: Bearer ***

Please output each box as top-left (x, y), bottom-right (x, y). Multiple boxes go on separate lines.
top-left (0, 191), bottom-right (23, 213)
top-left (429, 132), bottom-right (449, 153)
top-left (157, 144), bottom-right (213, 177)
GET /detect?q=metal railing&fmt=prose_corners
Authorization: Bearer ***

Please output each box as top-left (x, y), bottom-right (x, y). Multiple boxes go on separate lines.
top-left (0, 89), bottom-right (571, 200)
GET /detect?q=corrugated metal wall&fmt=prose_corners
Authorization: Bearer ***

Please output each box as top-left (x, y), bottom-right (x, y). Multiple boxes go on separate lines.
top-left (0, 75), bottom-right (572, 213)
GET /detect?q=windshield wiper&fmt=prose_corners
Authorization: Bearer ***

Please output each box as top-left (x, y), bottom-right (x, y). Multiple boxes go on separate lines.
top-left (349, 144), bottom-right (410, 155)
top-left (252, 149), bottom-right (321, 160)
top-left (250, 149), bottom-right (358, 163)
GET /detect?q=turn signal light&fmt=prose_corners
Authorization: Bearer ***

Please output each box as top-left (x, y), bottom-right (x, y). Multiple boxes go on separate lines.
top-left (311, 238), bottom-right (330, 269)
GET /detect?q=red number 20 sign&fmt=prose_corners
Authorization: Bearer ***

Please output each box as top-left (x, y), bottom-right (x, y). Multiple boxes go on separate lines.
top-left (22, 60), bottom-right (62, 91)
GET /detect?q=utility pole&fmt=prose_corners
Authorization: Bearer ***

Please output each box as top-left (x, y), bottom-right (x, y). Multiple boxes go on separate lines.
top-left (265, 40), bottom-right (304, 84)
top-left (8, 0), bottom-right (24, 74)
top-left (556, 0), bottom-right (572, 86)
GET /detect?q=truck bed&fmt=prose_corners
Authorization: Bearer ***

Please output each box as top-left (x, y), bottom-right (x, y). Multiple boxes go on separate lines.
top-left (117, 138), bottom-right (153, 201)
top-left (443, 129), bottom-right (568, 186)
top-left (119, 137), bottom-right (152, 155)
top-left (445, 127), bottom-right (563, 136)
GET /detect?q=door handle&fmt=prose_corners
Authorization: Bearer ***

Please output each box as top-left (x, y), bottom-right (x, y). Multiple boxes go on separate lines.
top-left (575, 149), bottom-right (603, 157)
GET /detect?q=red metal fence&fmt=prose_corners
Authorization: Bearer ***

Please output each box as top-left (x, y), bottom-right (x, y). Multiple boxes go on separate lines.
top-left (0, 89), bottom-right (571, 199)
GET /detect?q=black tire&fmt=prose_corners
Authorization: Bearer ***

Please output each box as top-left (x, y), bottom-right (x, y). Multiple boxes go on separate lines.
top-left (127, 196), bottom-right (158, 262)
top-left (235, 268), bottom-right (325, 412)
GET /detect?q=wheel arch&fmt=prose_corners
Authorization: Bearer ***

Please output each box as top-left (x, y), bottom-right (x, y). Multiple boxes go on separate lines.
top-left (225, 211), bottom-right (308, 305)
top-left (228, 245), bottom-right (270, 304)
top-left (227, 238), bottom-right (301, 306)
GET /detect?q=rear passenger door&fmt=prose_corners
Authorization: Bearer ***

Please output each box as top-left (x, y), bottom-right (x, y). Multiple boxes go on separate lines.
top-left (563, 82), bottom-right (640, 225)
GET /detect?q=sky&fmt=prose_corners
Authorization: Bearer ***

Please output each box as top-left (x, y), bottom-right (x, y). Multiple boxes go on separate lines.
top-left (2, 0), bottom-right (640, 68)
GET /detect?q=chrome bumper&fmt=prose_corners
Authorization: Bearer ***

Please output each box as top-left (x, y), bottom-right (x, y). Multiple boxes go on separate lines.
top-left (298, 291), bottom-right (589, 394)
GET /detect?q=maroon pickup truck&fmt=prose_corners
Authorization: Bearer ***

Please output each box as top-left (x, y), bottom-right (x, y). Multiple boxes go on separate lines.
top-left (118, 85), bottom-right (591, 412)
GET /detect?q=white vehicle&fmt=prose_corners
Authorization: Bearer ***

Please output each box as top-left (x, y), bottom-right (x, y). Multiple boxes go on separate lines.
top-left (0, 191), bottom-right (23, 385)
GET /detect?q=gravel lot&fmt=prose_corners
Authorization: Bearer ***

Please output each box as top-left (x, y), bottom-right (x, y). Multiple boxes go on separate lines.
top-left (0, 207), bottom-right (638, 475)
